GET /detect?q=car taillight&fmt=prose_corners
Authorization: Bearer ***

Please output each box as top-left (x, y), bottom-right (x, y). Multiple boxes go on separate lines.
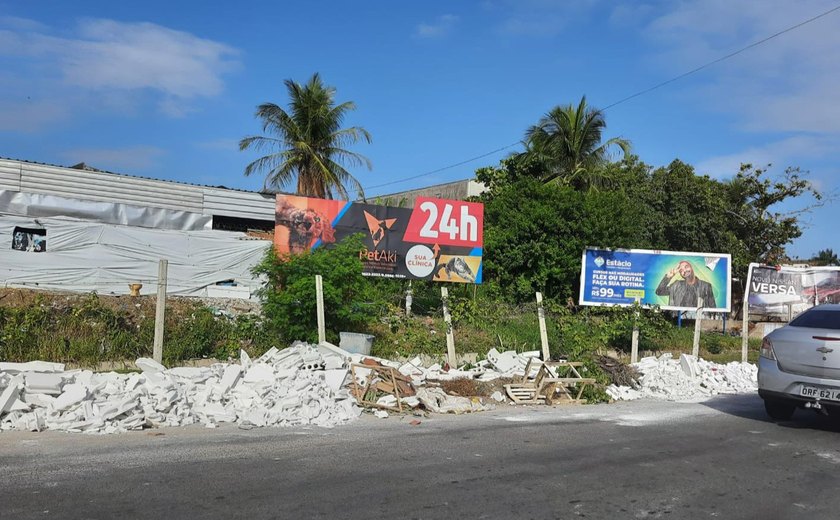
top-left (760, 337), bottom-right (776, 360)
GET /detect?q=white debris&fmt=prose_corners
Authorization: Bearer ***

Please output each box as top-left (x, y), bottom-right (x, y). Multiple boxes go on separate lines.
top-left (0, 342), bottom-right (361, 434)
top-left (490, 391), bottom-right (505, 402)
top-left (373, 410), bottom-right (389, 419)
top-left (0, 361), bottom-right (65, 373)
top-left (608, 353), bottom-right (758, 402)
top-left (415, 387), bottom-right (494, 414)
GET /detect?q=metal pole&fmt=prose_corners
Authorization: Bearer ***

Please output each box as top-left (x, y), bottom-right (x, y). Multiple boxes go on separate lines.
top-left (153, 259), bottom-right (168, 364)
top-left (441, 286), bottom-right (456, 367)
top-left (536, 292), bottom-right (550, 361)
top-left (631, 297), bottom-right (640, 364)
top-left (692, 297), bottom-right (704, 358)
top-left (405, 280), bottom-right (413, 317)
top-left (315, 274), bottom-right (326, 344)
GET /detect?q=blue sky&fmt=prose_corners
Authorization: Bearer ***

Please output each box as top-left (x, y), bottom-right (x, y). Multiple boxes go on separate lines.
top-left (1, 0), bottom-right (838, 259)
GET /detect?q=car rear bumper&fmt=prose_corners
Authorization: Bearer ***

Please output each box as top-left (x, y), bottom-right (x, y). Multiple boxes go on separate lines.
top-left (758, 356), bottom-right (840, 407)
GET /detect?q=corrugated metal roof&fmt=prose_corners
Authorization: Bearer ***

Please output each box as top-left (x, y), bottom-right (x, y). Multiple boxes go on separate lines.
top-left (0, 156), bottom-right (281, 194)
top-left (1, 157), bottom-right (279, 220)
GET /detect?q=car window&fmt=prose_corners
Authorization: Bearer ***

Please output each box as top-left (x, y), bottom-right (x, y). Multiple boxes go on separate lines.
top-left (789, 309), bottom-right (840, 330)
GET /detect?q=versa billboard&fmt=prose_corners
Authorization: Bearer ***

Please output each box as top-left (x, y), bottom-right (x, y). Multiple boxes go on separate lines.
top-left (275, 195), bottom-right (483, 283)
top-left (579, 247), bottom-right (731, 312)
top-left (745, 263), bottom-right (840, 318)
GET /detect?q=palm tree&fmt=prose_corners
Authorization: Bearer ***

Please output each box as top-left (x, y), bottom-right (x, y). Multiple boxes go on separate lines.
top-left (239, 73), bottom-right (371, 199)
top-left (522, 96), bottom-right (630, 191)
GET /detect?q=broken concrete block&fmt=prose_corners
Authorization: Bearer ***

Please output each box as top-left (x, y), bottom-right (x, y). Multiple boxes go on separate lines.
top-left (243, 363), bottom-right (274, 384)
top-left (490, 350), bottom-right (520, 373)
top-left (0, 361), bottom-right (65, 373)
top-left (214, 365), bottom-right (241, 397)
top-left (1, 376), bottom-right (24, 415)
top-left (376, 395), bottom-right (398, 407)
top-left (135, 358), bottom-right (167, 373)
top-left (240, 349), bottom-right (252, 369)
top-left (373, 409), bottom-right (389, 419)
top-left (51, 383), bottom-right (88, 412)
top-left (322, 369), bottom-right (348, 393)
top-left (24, 373), bottom-right (65, 395)
top-left (22, 393), bottom-right (56, 408)
top-left (169, 367), bottom-right (212, 382)
top-left (680, 354), bottom-right (700, 378)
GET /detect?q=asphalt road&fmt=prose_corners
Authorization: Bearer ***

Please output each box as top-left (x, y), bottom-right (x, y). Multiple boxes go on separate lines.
top-left (2, 393), bottom-right (840, 520)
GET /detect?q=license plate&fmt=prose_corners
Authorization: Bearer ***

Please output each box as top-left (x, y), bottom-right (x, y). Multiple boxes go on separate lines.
top-left (800, 385), bottom-right (840, 401)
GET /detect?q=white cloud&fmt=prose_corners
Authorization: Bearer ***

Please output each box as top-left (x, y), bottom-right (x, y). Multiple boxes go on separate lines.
top-left (415, 14), bottom-right (459, 39)
top-left (695, 136), bottom-right (835, 179)
top-left (0, 17), bottom-right (240, 128)
top-left (59, 146), bottom-right (167, 171)
top-left (491, 0), bottom-right (599, 37)
top-left (643, 0), bottom-right (840, 134)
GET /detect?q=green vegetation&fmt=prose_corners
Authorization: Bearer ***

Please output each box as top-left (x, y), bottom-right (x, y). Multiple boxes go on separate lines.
top-left (0, 293), bottom-right (274, 368)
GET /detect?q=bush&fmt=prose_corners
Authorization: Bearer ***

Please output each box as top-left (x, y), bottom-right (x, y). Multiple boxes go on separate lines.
top-left (253, 234), bottom-right (394, 344)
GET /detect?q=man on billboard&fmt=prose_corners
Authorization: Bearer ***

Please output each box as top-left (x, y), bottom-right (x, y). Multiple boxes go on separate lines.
top-left (656, 260), bottom-right (717, 308)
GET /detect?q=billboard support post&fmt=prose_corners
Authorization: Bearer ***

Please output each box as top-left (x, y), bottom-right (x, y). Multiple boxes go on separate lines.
top-left (692, 297), bottom-right (704, 358)
top-left (741, 301), bottom-right (749, 363)
top-left (536, 292), bottom-right (550, 361)
top-left (315, 275), bottom-right (325, 344)
top-left (153, 259), bottom-right (167, 364)
top-left (441, 286), bottom-right (456, 367)
top-left (631, 297), bottom-right (640, 364)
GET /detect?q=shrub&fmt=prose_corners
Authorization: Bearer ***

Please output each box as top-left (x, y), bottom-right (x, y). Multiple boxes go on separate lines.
top-left (253, 234), bottom-right (393, 344)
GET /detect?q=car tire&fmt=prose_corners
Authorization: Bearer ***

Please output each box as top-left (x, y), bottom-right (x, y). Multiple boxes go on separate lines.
top-left (764, 399), bottom-right (796, 420)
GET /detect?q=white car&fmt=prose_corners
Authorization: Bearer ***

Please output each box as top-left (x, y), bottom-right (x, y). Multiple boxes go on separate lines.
top-left (758, 304), bottom-right (840, 420)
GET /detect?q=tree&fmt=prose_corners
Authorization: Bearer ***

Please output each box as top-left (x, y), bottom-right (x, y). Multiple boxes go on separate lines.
top-left (813, 249), bottom-right (839, 266)
top-left (482, 178), bottom-right (645, 302)
top-left (239, 73), bottom-right (371, 199)
top-left (520, 96), bottom-right (631, 191)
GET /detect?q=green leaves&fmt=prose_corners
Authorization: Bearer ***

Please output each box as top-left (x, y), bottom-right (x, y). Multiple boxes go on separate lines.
top-left (253, 235), bottom-right (389, 343)
top-left (239, 73), bottom-right (371, 199)
top-left (482, 178), bottom-right (643, 303)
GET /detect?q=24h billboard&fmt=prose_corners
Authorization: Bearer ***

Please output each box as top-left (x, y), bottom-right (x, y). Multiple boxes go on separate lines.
top-left (275, 194), bottom-right (483, 284)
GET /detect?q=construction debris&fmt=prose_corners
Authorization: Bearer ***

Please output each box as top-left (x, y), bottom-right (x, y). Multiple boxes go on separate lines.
top-left (0, 342), bottom-right (361, 434)
top-left (606, 353), bottom-right (757, 401)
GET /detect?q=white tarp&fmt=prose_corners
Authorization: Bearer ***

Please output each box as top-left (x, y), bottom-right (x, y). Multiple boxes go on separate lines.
top-left (0, 215), bottom-right (270, 297)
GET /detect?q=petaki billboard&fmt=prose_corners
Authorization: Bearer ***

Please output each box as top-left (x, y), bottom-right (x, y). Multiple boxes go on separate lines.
top-left (745, 263), bottom-right (840, 318)
top-left (275, 194), bottom-right (483, 283)
top-left (579, 248), bottom-right (731, 312)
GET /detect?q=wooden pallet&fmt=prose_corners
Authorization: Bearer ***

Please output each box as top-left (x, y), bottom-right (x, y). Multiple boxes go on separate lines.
top-left (504, 359), bottom-right (596, 405)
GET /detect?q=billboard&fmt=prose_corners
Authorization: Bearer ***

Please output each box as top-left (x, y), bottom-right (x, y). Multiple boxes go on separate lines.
top-left (579, 248), bottom-right (731, 312)
top-left (745, 263), bottom-right (840, 318)
top-left (275, 195), bottom-right (483, 283)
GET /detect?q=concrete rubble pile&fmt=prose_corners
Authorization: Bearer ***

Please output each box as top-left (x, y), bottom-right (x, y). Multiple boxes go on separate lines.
top-left (0, 342), bottom-right (361, 434)
top-left (605, 353), bottom-right (758, 402)
top-left (395, 347), bottom-right (547, 385)
top-left (1, 342), bottom-right (534, 434)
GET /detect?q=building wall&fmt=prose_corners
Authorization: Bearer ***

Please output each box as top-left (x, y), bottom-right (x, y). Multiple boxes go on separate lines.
top-left (375, 179), bottom-right (486, 207)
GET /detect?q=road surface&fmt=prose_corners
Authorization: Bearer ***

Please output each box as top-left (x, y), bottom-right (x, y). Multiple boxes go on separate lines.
top-left (2, 393), bottom-right (839, 519)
